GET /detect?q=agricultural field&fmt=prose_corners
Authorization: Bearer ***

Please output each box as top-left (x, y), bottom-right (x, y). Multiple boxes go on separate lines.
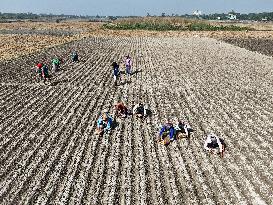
top-left (0, 34), bottom-right (80, 61)
top-left (0, 21), bottom-right (104, 61)
top-left (1, 33), bottom-right (273, 205)
top-left (1, 20), bottom-right (273, 61)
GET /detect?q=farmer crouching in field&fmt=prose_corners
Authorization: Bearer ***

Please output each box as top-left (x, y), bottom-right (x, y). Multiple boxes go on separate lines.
top-left (175, 120), bottom-right (193, 138)
top-left (204, 133), bottom-right (225, 158)
top-left (96, 110), bottom-right (113, 136)
top-left (113, 100), bottom-right (128, 118)
top-left (158, 119), bottom-right (175, 145)
top-left (132, 102), bottom-right (148, 120)
top-left (112, 62), bottom-right (121, 86)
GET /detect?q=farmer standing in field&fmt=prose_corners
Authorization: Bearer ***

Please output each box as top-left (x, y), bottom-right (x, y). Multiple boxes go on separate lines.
top-left (52, 57), bottom-right (61, 73)
top-left (35, 63), bottom-right (43, 82)
top-left (124, 55), bottom-right (133, 82)
top-left (41, 64), bottom-right (50, 84)
top-left (204, 133), bottom-right (225, 157)
top-left (71, 51), bottom-right (79, 62)
top-left (112, 62), bottom-right (120, 86)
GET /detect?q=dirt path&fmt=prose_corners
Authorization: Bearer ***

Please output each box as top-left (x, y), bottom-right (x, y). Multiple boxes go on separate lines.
top-left (1, 36), bottom-right (273, 204)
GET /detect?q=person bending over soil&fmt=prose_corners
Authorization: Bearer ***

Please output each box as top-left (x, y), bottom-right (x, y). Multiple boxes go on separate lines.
top-left (113, 100), bottom-right (128, 118)
top-left (96, 110), bottom-right (113, 136)
top-left (132, 102), bottom-right (149, 119)
top-left (175, 120), bottom-right (193, 138)
top-left (204, 133), bottom-right (225, 158)
top-left (158, 119), bottom-right (175, 145)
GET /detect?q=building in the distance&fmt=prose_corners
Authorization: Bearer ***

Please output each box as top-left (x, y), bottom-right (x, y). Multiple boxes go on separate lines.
top-left (193, 10), bottom-right (202, 17)
top-left (228, 13), bottom-right (237, 20)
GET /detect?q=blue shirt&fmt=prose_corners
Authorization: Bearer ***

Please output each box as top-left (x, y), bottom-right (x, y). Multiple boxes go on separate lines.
top-left (97, 115), bottom-right (113, 130)
top-left (159, 124), bottom-right (175, 139)
top-left (113, 66), bottom-right (119, 76)
top-left (42, 65), bottom-right (49, 75)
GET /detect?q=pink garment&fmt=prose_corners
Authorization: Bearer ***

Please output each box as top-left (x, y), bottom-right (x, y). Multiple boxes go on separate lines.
top-left (125, 58), bottom-right (132, 67)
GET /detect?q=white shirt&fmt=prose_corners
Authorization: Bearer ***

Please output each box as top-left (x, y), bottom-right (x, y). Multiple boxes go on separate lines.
top-left (174, 122), bottom-right (191, 131)
top-left (204, 134), bottom-right (223, 151)
top-left (132, 104), bottom-right (139, 114)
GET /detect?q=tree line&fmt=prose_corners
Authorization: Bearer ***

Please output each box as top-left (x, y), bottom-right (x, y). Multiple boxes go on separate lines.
top-left (154, 11), bottom-right (273, 21)
top-left (201, 12), bottom-right (273, 21)
top-left (0, 11), bottom-right (272, 21)
top-left (0, 12), bottom-right (92, 20)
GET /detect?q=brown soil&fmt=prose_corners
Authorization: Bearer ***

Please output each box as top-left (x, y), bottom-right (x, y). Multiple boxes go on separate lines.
top-left (1, 35), bottom-right (273, 204)
top-left (1, 21), bottom-right (273, 62)
top-left (220, 37), bottom-right (273, 57)
top-left (0, 34), bottom-right (80, 61)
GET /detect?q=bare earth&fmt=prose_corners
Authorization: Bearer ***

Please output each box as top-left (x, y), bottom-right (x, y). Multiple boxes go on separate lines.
top-left (0, 21), bottom-right (101, 61)
top-left (1, 21), bottom-right (273, 62)
top-left (1, 35), bottom-right (273, 204)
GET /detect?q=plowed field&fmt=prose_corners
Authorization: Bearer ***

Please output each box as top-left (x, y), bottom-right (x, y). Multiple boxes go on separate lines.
top-left (1, 36), bottom-right (273, 205)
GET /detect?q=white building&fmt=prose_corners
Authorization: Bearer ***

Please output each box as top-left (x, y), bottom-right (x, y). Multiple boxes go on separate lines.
top-left (228, 13), bottom-right (237, 20)
top-left (193, 10), bottom-right (202, 17)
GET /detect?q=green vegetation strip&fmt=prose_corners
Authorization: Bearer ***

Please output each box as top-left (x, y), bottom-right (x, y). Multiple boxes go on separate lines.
top-left (103, 22), bottom-right (251, 31)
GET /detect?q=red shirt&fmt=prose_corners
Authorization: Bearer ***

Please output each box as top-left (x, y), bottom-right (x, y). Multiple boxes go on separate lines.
top-left (115, 103), bottom-right (127, 112)
top-left (37, 63), bottom-right (43, 69)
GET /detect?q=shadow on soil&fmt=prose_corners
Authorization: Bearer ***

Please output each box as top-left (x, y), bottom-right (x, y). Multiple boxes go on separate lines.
top-left (119, 69), bottom-right (142, 76)
top-left (50, 78), bottom-right (69, 86)
top-left (112, 120), bottom-right (119, 130)
top-left (118, 80), bottom-right (132, 86)
top-left (131, 69), bottom-right (142, 75)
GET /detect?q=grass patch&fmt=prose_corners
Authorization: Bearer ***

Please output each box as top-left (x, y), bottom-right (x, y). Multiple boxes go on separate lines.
top-left (103, 17), bottom-right (252, 31)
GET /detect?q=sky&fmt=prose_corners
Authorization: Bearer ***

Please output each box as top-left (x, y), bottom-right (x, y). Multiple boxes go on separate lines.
top-left (0, 0), bottom-right (273, 16)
